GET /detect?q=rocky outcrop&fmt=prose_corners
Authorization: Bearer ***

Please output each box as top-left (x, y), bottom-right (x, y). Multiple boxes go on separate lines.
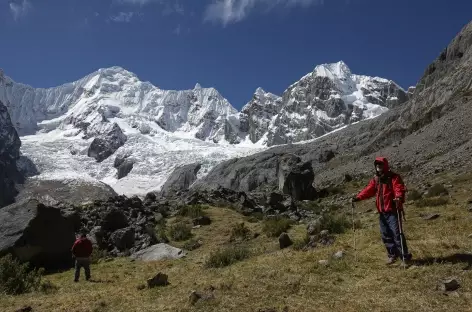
top-left (238, 88), bottom-right (283, 143)
top-left (117, 160), bottom-right (134, 179)
top-left (88, 123), bottom-right (127, 162)
top-left (15, 179), bottom-right (117, 206)
top-left (130, 243), bottom-right (186, 262)
top-left (277, 154), bottom-right (316, 200)
top-left (0, 199), bottom-right (77, 269)
top-left (160, 163), bottom-right (202, 197)
top-left (0, 100), bottom-right (22, 208)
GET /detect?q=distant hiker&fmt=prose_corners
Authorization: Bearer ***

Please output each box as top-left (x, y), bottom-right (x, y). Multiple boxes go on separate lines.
top-left (71, 230), bottom-right (93, 282)
top-left (351, 157), bottom-right (412, 265)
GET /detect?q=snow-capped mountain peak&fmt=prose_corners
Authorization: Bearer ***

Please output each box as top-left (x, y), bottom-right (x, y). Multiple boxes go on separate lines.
top-left (314, 60), bottom-right (352, 80)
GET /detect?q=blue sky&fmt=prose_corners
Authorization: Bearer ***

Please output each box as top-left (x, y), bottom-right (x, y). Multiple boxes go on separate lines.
top-left (1, 0), bottom-right (471, 109)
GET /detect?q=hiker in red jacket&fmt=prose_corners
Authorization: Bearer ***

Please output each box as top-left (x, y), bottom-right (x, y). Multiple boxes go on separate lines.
top-left (352, 157), bottom-right (412, 265)
top-left (71, 230), bottom-right (93, 282)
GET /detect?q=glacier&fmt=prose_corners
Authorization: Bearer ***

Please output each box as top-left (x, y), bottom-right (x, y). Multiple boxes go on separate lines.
top-left (0, 62), bottom-right (406, 196)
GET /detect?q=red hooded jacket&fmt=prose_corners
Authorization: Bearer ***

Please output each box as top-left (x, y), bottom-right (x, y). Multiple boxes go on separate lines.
top-left (71, 237), bottom-right (93, 258)
top-left (356, 157), bottom-right (406, 213)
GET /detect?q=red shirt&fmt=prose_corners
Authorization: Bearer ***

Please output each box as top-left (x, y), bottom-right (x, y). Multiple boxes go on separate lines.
top-left (71, 237), bottom-right (93, 258)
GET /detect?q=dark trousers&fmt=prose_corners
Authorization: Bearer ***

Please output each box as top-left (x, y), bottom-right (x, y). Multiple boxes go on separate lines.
top-left (74, 257), bottom-right (91, 281)
top-left (379, 212), bottom-right (411, 259)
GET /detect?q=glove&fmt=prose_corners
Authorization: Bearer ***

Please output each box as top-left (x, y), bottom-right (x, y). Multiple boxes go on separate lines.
top-left (351, 196), bottom-right (360, 203)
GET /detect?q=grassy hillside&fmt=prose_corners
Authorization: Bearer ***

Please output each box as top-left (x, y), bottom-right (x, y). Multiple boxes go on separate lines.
top-left (1, 178), bottom-right (472, 312)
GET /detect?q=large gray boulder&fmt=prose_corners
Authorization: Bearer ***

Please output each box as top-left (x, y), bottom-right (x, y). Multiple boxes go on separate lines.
top-left (160, 163), bottom-right (202, 196)
top-left (192, 152), bottom-right (316, 199)
top-left (88, 123), bottom-right (127, 162)
top-left (0, 199), bottom-right (76, 269)
top-left (15, 179), bottom-right (117, 206)
top-left (130, 243), bottom-right (186, 262)
top-left (0, 100), bottom-right (23, 208)
top-left (277, 154), bottom-right (316, 200)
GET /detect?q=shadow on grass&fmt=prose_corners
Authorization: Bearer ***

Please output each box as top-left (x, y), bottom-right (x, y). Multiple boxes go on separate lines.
top-left (412, 253), bottom-right (472, 270)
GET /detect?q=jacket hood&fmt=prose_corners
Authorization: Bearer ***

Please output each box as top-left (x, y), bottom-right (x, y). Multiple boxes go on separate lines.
top-left (374, 157), bottom-right (390, 173)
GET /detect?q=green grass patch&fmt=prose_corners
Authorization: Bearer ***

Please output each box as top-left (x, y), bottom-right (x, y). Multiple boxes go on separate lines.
top-left (414, 197), bottom-right (449, 208)
top-left (205, 246), bottom-right (250, 268)
top-left (168, 222), bottom-right (193, 241)
top-left (262, 217), bottom-right (294, 238)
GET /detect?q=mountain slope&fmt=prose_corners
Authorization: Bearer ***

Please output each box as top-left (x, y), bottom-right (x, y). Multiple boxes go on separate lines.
top-left (194, 20), bottom-right (472, 193)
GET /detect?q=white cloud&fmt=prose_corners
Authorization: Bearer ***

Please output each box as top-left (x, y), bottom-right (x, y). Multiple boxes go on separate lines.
top-left (204, 0), bottom-right (325, 26)
top-left (9, 0), bottom-right (32, 21)
top-left (110, 12), bottom-right (135, 23)
top-left (173, 24), bottom-right (182, 35)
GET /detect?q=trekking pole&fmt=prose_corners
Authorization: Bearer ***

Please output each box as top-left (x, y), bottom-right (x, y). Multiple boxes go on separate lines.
top-left (351, 201), bottom-right (357, 263)
top-left (396, 205), bottom-right (406, 269)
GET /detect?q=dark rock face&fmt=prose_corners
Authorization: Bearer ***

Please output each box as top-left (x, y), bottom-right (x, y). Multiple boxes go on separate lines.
top-left (110, 227), bottom-right (135, 251)
top-left (0, 100), bottom-right (22, 208)
top-left (160, 163), bottom-right (202, 197)
top-left (117, 160), bottom-right (134, 179)
top-left (277, 154), bottom-right (317, 200)
top-left (88, 123), bottom-right (127, 162)
top-left (0, 199), bottom-right (76, 269)
top-left (278, 233), bottom-right (293, 249)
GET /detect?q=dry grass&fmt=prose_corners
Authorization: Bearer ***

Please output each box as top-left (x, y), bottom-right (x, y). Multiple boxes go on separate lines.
top-left (1, 183), bottom-right (472, 312)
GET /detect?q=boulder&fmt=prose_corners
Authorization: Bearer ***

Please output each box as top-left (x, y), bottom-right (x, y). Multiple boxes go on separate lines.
top-left (101, 209), bottom-right (129, 232)
top-left (277, 154), bottom-right (317, 200)
top-left (161, 163), bottom-right (202, 197)
top-left (146, 272), bottom-right (169, 288)
top-left (278, 232), bottom-right (293, 249)
top-left (130, 243), bottom-right (186, 261)
top-left (437, 278), bottom-right (460, 292)
top-left (0, 199), bottom-right (76, 269)
top-left (110, 227), bottom-right (135, 251)
top-left (88, 123), bottom-right (127, 162)
top-left (193, 216), bottom-right (212, 226)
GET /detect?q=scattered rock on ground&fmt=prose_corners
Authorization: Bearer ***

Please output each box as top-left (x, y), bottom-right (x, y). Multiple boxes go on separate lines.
top-left (333, 250), bottom-right (345, 259)
top-left (307, 217), bottom-right (323, 235)
top-left (278, 232), bottom-right (293, 249)
top-left (437, 278), bottom-right (460, 292)
top-left (130, 243), bottom-right (186, 261)
top-left (193, 216), bottom-right (212, 226)
top-left (318, 259), bottom-right (329, 266)
top-left (15, 306), bottom-right (33, 312)
top-left (421, 213), bottom-right (440, 220)
top-left (147, 272), bottom-right (169, 288)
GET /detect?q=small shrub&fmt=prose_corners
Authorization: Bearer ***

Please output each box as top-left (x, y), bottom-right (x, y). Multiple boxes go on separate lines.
top-left (0, 254), bottom-right (43, 295)
top-left (262, 217), bottom-right (294, 238)
top-left (90, 248), bottom-right (108, 265)
top-left (169, 222), bottom-right (193, 241)
top-left (415, 197), bottom-right (449, 208)
top-left (245, 212), bottom-right (264, 223)
top-left (183, 239), bottom-right (202, 251)
top-left (407, 188), bottom-right (422, 201)
top-left (292, 237), bottom-right (309, 251)
top-left (205, 246), bottom-right (250, 268)
top-left (39, 280), bottom-right (59, 294)
top-left (178, 205), bottom-right (207, 218)
top-left (300, 201), bottom-right (323, 214)
top-left (321, 213), bottom-right (351, 234)
top-left (425, 184), bottom-right (448, 198)
top-left (230, 223), bottom-right (251, 242)
top-left (155, 218), bottom-right (169, 243)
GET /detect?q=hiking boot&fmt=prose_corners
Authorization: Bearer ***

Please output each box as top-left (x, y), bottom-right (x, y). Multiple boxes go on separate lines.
top-left (386, 256), bottom-right (397, 265)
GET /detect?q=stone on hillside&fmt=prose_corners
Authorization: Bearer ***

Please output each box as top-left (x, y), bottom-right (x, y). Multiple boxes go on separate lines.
top-left (307, 217), bottom-right (323, 235)
top-left (110, 227), bottom-right (135, 251)
top-left (333, 250), bottom-right (345, 259)
top-left (277, 154), bottom-right (317, 200)
top-left (421, 213), bottom-right (440, 220)
top-left (130, 243), bottom-right (186, 261)
top-left (0, 199), bottom-right (76, 269)
top-left (15, 306), bottom-right (33, 312)
top-left (437, 278), bottom-right (460, 292)
top-left (101, 209), bottom-right (129, 232)
top-left (193, 216), bottom-right (212, 226)
top-left (161, 163), bottom-right (202, 197)
top-left (278, 232), bottom-right (293, 249)
top-left (147, 272), bottom-right (169, 288)
top-left (89, 226), bottom-right (105, 248)
top-left (318, 259), bottom-right (329, 266)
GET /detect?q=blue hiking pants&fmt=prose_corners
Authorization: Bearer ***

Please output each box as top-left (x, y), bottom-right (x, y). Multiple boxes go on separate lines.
top-left (379, 211), bottom-right (411, 260)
